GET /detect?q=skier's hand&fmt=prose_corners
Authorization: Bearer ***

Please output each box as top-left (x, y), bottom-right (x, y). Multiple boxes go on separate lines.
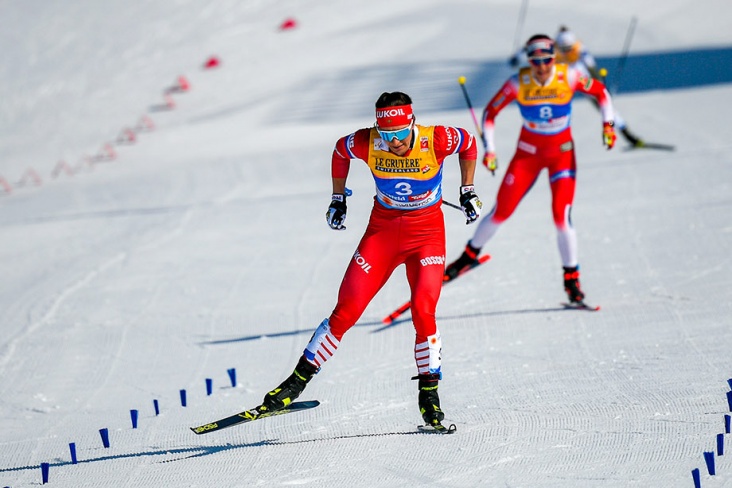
top-left (459, 185), bottom-right (482, 225)
top-left (326, 194), bottom-right (347, 230)
top-left (482, 152), bottom-right (498, 175)
top-left (603, 121), bottom-right (616, 150)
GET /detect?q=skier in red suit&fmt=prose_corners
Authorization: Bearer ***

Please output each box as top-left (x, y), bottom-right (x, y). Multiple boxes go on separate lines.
top-left (256, 91), bottom-right (482, 429)
top-left (446, 34), bottom-right (617, 307)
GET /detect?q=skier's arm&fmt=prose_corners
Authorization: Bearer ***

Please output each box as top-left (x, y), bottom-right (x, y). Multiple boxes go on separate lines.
top-left (328, 129), bottom-right (370, 230)
top-left (570, 68), bottom-right (616, 148)
top-left (570, 68), bottom-right (614, 124)
top-left (328, 141), bottom-right (350, 229)
top-left (331, 137), bottom-right (353, 182)
top-left (433, 126), bottom-right (481, 223)
top-left (331, 128), bottom-right (372, 185)
top-left (479, 77), bottom-right (518, 173)
top-left (331, 177), bottom-right (347, 195)
top-left (432, 125), bottom-right (477, 165)
top-left (456, 137), bottom-right (480, 225)
top-left (481, 77), bottom-right (518, 154)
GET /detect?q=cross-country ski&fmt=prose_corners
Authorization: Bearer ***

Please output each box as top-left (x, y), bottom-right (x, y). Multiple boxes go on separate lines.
top-left (190, 400), bottom-right (320, 435)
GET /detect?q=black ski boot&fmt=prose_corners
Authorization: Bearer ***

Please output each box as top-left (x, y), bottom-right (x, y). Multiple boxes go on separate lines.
top-left (621, 127), bottom-right (644, 147)
top-left (260, 356), bottom-right (319, 413)
top-left (444, 243), bottom-right (481, 282)
top-left (563, 266), bottom-right (585, 304)
top-left (415, 373), bottom-right (445, 426)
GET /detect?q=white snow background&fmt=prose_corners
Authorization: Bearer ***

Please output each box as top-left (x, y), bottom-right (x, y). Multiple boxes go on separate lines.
top-left (1, 0), bottom-right (732, 486)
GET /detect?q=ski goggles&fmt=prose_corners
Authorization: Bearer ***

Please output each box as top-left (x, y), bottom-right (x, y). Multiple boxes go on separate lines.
top-left (376, 120), bottom-right (414, 142)
top-left (528, 55), bottom-right (555, 66)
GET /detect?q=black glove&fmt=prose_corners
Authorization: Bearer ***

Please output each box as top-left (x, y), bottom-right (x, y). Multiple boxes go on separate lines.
top-left (459, 185), bottom-right (482, 225)
top-left (325, 193), bottom-right (347, 230)
top-left (508, 55), bottom-right (519, 67)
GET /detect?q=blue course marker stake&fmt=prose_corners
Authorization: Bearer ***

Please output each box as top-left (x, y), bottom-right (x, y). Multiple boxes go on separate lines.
top-left (153, 399), bottom-right (160, 416)
top-left (718, 433), bottom-right (724, 456)
top-left (41, 462), bottom-right (50, 484)
top-left (691, 468), bottom-right (701, 488)
top-left (704, 451), bottom-right (715, 475)
top-left (99, 428), bottom-right (110, 448)
top-left (727, 391), bottom-right (732, 412)
top-left (69, 442), bottom-right (78, 464)
top-left (180, 389), bottom-right (187, 407)
top-left (206, 378), bottom-right (213, 396)
top-left (727, 378), bottom-right (732, 390)
top-left (130, 409), bottom-right (139, 428)
top-left (726, 414), bottom-right (731, 434)
top-left (227, 368), bottom-right (237, 387)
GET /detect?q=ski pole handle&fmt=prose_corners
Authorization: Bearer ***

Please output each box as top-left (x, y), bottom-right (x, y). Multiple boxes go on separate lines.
top-left (598, 67), bottom-right (608, 85)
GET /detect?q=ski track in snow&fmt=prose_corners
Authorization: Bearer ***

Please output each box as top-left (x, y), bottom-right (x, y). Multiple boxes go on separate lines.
top-left (2, 0), bottom-right (732, 487)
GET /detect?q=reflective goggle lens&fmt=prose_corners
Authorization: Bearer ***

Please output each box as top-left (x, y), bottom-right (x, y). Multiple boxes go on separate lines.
top-left (377, 123), bottom-right (413, 142)
top-left (528, 56), bottom-right (555, 66)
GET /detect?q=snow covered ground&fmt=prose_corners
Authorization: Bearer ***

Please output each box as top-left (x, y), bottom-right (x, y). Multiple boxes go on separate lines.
top-left (1, 0), bottom-right (731, 486)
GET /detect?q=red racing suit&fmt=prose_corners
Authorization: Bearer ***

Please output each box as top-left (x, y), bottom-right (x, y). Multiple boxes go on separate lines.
top-left (471, 63), bottom-right (614, 267)
top-left (303, 124), bottom-right (476, 375)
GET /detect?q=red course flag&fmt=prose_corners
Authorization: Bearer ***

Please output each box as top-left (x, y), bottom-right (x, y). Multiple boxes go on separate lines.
top-left (279, 18), bottom-right (297, 30)
top-left (203, 56), bottom-right (220, 69)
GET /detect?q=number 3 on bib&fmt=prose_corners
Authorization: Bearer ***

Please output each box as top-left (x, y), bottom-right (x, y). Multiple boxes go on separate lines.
top-left (394, 182), bottom-right (413, 196)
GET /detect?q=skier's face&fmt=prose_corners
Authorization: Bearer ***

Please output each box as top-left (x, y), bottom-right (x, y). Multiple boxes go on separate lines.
top-left (377, 121), bottom-right (414, 156)
top-left (529, 56), bottom-right (555, 84)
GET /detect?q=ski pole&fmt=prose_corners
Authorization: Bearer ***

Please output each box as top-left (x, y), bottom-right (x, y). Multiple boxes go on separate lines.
top-left (511, 0), bottom-right (530, 56)
top-left (612, 16), bottom-right (637, 94)
top-left (457, 76), bottom-right (484, 143)
top-left (443, 200), bottom-right (463, 212)
top-left (458, 76), bottom-right (495, 176)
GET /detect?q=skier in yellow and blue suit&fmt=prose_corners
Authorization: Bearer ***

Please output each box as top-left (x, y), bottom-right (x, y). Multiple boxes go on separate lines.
top-left (446, 34), bottom-right (616, 308)
top-left (255, 91), bottom-right (482, 430)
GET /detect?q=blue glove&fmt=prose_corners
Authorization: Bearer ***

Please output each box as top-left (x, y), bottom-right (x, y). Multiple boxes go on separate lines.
top-left (326, 193), bottom-right (347, 230)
